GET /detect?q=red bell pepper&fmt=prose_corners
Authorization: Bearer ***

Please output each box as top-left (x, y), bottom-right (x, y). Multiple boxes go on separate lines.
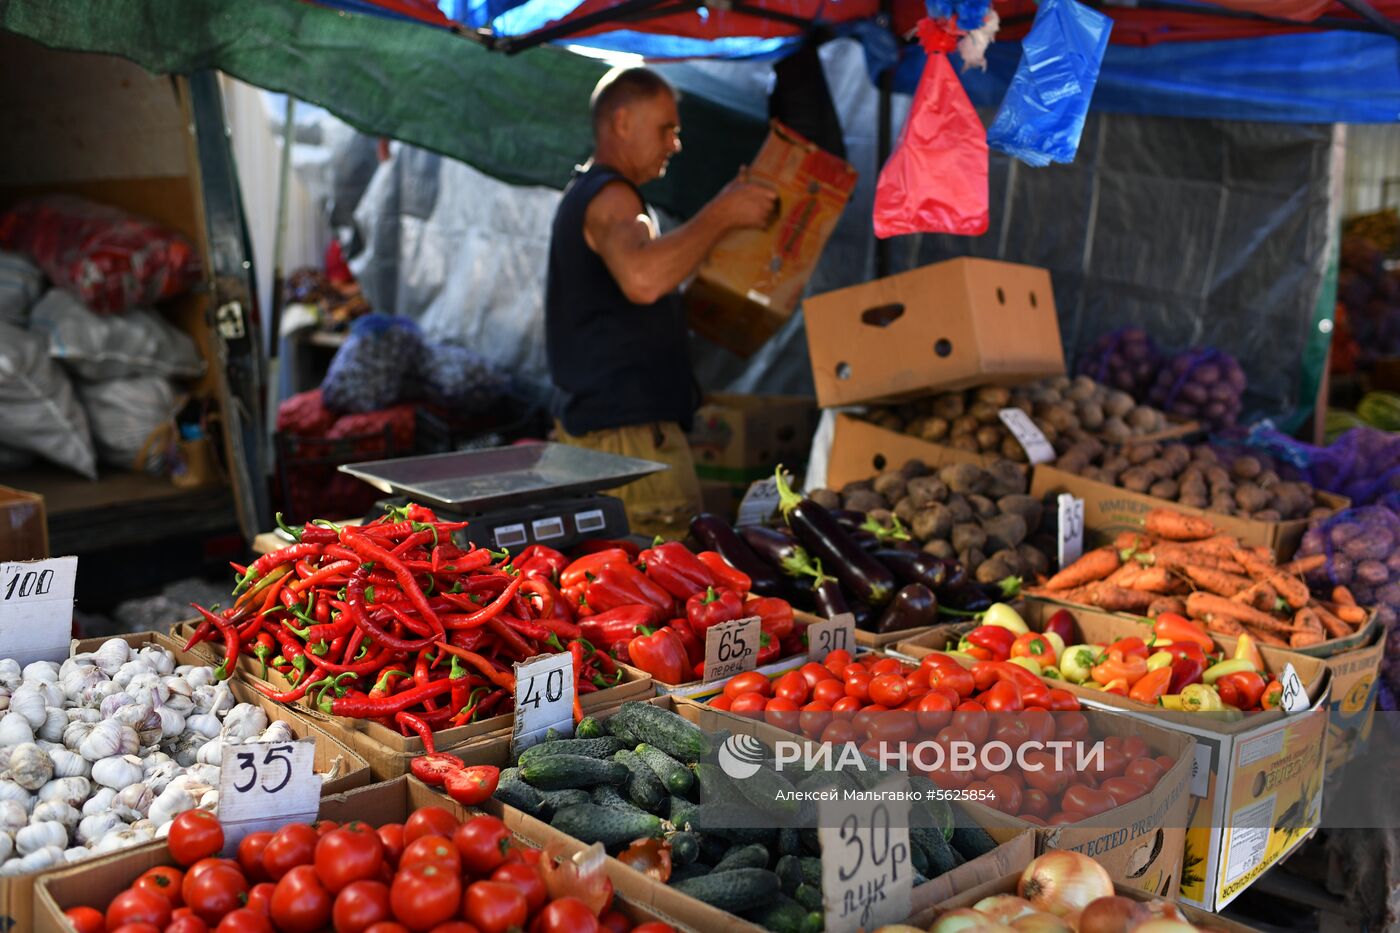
top-left (696, 552), bottom-right (751, 594)
top-left (517, 545), bottom-right (568, 582)
top-left (1215, 677), bottom-right (1241, 708)
top-left (960, 625), bottom-right (1015, 662)
top-left (747, 596), bottom-right (794, 641)
top-left (1129, 667), bottom-right (1172, 704)
top-left (579, 605), bottom-right (657, 647)
top-left (1152, 613), bottom-right (1216, 654)
top-left (666, 619), bottom-right (705, 666)
top-left (756, 631), bottom-right (780, 666)
top-left (1168, 656), bottom-right (1204, 693)
top-left (639, 541), bottom-right (715, 600)
top-left (626, 626), bottom-right (689, 684)
top-left (1260, 679), bottom-right (1283, 710)
top-left (1107, 637), bottom-right (1149, 660)
top-left (587, 565), bottom-right (674, 616)
top-left (685, 587), bottom-right (745, 637)
top-left (560, 549), bottom-right (631, 589)
top-left (780, 631), bottom-right (805, 658)
top-left (572, 538), bottom-right (641, 560)
top-left (1042, 608), bottom-right (1076, 645)
top-left (1217, 671), bottom-right (1267, 710)
top-left (1159, 641), bottom-right (1207, 666)
top-left (1092, 649), bottom-right (1148, 687)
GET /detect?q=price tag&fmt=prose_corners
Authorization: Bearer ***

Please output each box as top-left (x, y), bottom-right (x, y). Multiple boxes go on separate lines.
top-left (703, 615), bottom-right (762, 682)
top-left (512, 652), bottom-right (575, 754)
top-left (997, 408), bottom-right (1055, 464)
top-left (1057, 494), bottom-right (1085, 569)
top-left (1, 557), bottom-right (77, 666)
top-left (807, 612), bottom-right (856, 661)
top-left (819, 778), bottom-right (913, 933)
top-left (736, 477), bottom-right (781, 527)
top-left (1279, 663), bottom-right (1309, 714)
top-left (218, 740), bottom-right (320, 851)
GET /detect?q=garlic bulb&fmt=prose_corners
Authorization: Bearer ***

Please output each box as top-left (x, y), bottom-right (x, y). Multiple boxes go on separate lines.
top-left (31, 800), bottom-right (80, 830)
top-left (21, 661), bottom-right (59, 685)
top-left (129, 674), bottom-right (167, 705)
top-left (93, 826), bottom-right (153, 854)
top-left (168, 734), bottom-right (204, 768)
top-left (0, 781), bottom-right (32, 810)
top-left (78, 721), bottom-right (139, 761)
top-left (0, 801), bottom-right (26, 833)
top-left (85, 680), bottom-right (122, 705)
top-left (38, 707), bottom-right (67, 744)
top-left (82, 788), bottom-right (116, 817)
top-left (0, 713), bottom-right (32, 747)
top-left (165, 694), bottom-right (195, 717)
top-left (114, 660), bottom-right (153, 689)
top-left (60, 666), bottom-right (105, 702)
top-left (0, 833), bottom-right (11, 861)
top-left (186, 714), bottom-right (222, 739)
top-left (77, 812), bottom-right (121, 844)
top-left (92, 755), bottom-right (144, 790)
top-left (165, 675), bottom-right (193, 700)
top-left (145, 760), bottom-right (181, 796)
top-left (8, 744), bottom-right (52, 791)
top-left (99, 692), bottom-right (133, 720)
top-left (36, 682), bottom-right (62, 709)
top-left (37, 777), bottom-right (89, 810)
top-left (16, 821), bottom-right (66, 855)
top-left (254, 721), bottom-right (296, 745)
top-left (221, 705), bottom-right (269, 742)
top-left (0, 659), bottom-right (20, 690)
top-left (1, 844), bottom-right (61, 874)
top-left (155, 706), bottom-right (186, 740)
top-left (66, 708), bottom-right (99, 724)
top-left (147, 784), bottom-right (197, 827)
top-left (64, 846), bottom-right (88, 863)
top-left (92, 638), bottom-right (131, 675)
top-left (198, 788), bottom-right (219, 810)
top-left (196, 738), bottom-right (224, 766)
top-left (62, 720), bottom-right (94, 752)
top-left (115, 782), bottom-right (153, 817)
top-left (184, 764), bottom-right (220, 788)
top-left (49, 748), bottom-right (90, 779)
top-left (137, 647), bottom-right (175, 677)
top-left (6, 687), bottom-right (45, 729)
top-left (184, 666), bottom-right (215, 689)
top-left (60, 654), bottom-right (94, 677)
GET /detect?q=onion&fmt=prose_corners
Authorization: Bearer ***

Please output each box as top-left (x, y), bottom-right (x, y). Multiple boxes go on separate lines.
top-left (1076, 896), bottom-right (1150, 933)
top-left (1011, 912), bottom-right (1074, 933)
top-left (1131, 922), bottom-right (1200, 933)
top-left (973, 895), bottom-right (1037, 924)
top-left (1017, 851), bottom-right (1114, 918)
top-left (929, 909), bottom-right (1018, 933)
top-left (1140, 900), bottom-right (1186, 922)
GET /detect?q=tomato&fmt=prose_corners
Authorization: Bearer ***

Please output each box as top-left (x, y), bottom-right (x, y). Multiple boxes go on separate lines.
top-left (728, 691), bottom-right (767, 719)
top-left (215, 909), bottom-right (274, 933)
top-left (404, 807), bottom-right (460, 844)
top-left (927, 665), bottom-right (975, 699)
top-left (1062, 784), bottom-right (1118, 817)
top-left (1056, 711), bottom-right (1090, 742)
top-left (1101, 776), bottom-right (1150, 805)
top-left (915, 691), bottom-right (953, 732)
top-left (1047, 811), bottom-right (1079, 826)
top-left (867, 673), bottom-right (909, 708)
top-left (166, 911), bottom-right (210, 933)
top-left (402, 835), bottom-right (461, 874)
top-left (952, 702), bottom-right (989, 743)
top-left (182, 860), bottom-right (239, 905)
top-left (1019, 707), bottom-right (1055, 744)
top-left (600, 909), bottom-right (632, 933)
top-left (491, 862), bottom-right (547, 915)
top-left (868, 657), bottom-right (905, 677)
top-left (990, 717), bottom-right (1031, 754)
top-left (410, 754), bottom-right (465, 788)
top-left (533, 896), bottom-right (601, 933)
top-left (445, 766), bottom-right (501, 806)
top-left (799, 701), bottom-right (832, 738)
top-left (985, 773), bottom-right (1023, 815)
top-left (454, 815), bottom-right (512, 875)
top-left (868, 709), bottom-right (918, 744)
top-left (247, 883), bottom-right (275, 917)
top-left (820, 719), bottom-right (857, 744)
top-left (772, 670), bottom-right (809, 704)
top-left (632, 925), bottom-right (680, 933)
top-left (1092, 746), bottom-right (1129, 782)
top-left (763, 696), bottom-right (800, 733)
top-left (1125, 757), bottom-right (1168, 789)
top-left (185, 865), bottom-right (249, 926)
top-left (168, 810), bottom-right (225, 867)
top-left (109, 925), bottom-right (161, 933)
top-left (981, 679), bottom-right (1022, 712)
top-left (238, 832), bottom-right (273, 883)
top-left (843, 672), bottom-right (872, 704)
top-left (810, 678), bottom-right (846, 706)
top-left (430, 925), bottom-right (485, 933)
top-left (823, 648), bottom-right (853, 675)
top-left (1155, 755), bottom-right (1176, 773)
top-left (364, 924), bottom-right (412, 933)
top-left (1120, 736), bottom-right (1150, 760)
top-left (63, 906), bottom-right (105, 933)
top-left (270, 864), bottom-right (333, 933)
top-left (316, 825), bottom-right (387, 892)
top-left (1019, 788), bottom-right (1052, 820)
top-left (722, 671), bottom-right (770, 699)
top-left (830, 695), bottom-right (862, 720)
top-left (1045, 688), bottom-right (1080, 712)
top-left (905, 667), bottom-right (930, 689)
top-left (333, 880), bottom-right (393, 933)
top-left (135, 865), bottom-right (184, 907)
top-left (263, 823), bottom-right (319, 880)
top-left (462, 880), bottom-right (528, 933)
top-left (708, 694), bottom-right (732, 711)
top-left (376, 824), bottom-right (406, 866)
top-left (798, 662), bottom-right (837, 689)
top-left (1021, 751), bottom-right (1072, 796)
top-left (850, 704), bottom-right (889, 739)
top-left (1021, 815), bottom-right (1047, 827)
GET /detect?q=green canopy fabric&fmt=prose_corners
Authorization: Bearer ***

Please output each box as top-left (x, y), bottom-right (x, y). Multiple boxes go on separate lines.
top-left (0, 0), bottom-right (766, 216)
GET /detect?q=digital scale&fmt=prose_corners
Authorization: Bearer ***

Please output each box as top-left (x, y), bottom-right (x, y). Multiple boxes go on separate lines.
top-left (338, 444), bottom-right (667, 551)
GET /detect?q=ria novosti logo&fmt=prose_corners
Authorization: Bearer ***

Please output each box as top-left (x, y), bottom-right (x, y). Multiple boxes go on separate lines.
top-left (719, 736), bottom-right (1107, 779)
top-left (717, 734), bottom-right (768, 779)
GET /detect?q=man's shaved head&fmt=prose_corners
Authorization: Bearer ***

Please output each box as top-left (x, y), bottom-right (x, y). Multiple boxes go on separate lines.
top-left (591, 67), bottom-right (675, 136)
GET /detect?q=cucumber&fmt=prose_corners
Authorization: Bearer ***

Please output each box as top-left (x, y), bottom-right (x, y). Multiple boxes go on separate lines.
top-left (733, 762), bottom-right (800, 818)
top-left (909, 777), bottom-right (954, 838)
top-left (714, 843), bottom-right (771, 873)
top-left (494, 767), bottom-right (544, 814)
top-left (799, 910), bottom-right (824, 933)
top-left (549, 803), bottom-right (663, 848)
top-left (635, 743), bottom-right (693, 794)
top-left (911, 827), bottom-right (959, 878)
top-left (744, 896), bottom-right (808, 933)
top-left (520, 754), bottom-right (628, 790)
top-left (910, 841), bottom-right (930, 877)
top-left (671, 868), bottom-right (781, 913)
top-left (592, 784), bottom-right (651, 816)
top-left (576, 716), bottom-right (605, 739)
top-left (951, 826), bottom-right (998, 860)
top-left (776, 855), bottom-right (804, 896)
top-left (670, 862), bottom-right (712, 884)
top-left (610, 702), bottom-right (712, 761)
top-left (518, 736), bottom-right (627, 766)
top-left (668, 796), bottom-right (700, 831)
top-left (536, 788), bottom-right (591, 818)
top-left (614, 749), bottom-right (667, 812)
top-left (692, 762), bottom-right (734, 801)
top-left (669, 831), bottom-right (701, 866)
top-left (700, 833), bottom-right (732, 866)
top-left (793, 883), bottom-right (822, 913)
top-left (777, 828), bottom-right (802, 858)
top-left (796, 857), bottom-right (822, 887)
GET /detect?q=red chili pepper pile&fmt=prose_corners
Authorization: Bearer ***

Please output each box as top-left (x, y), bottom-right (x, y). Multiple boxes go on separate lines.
top-left (188, 504), bottom-right (624, 740)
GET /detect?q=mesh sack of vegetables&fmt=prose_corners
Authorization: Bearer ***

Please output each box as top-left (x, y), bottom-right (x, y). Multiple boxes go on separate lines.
top-left (1296, 505), bottom-right (1400, 615)
top-left (1146, 347), bottom-right (1245, 430)
top-left (1076, 326), bottom-right (1162, 400)
top-left (0, 320), bottom-right (97, 478)
top-left (276, 388), bottom-right (336, 437)
top-left (418, 342), bottom-right (513, 416)
top-left (320, 313), bottom-right (425, 413)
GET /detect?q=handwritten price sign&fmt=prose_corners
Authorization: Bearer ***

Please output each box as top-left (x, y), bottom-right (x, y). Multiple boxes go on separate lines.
top-left (218, 740), bottom-right (320, 851)
top-left (703, 615), bottom-right (762, 682)
top-left (513, 652), bottom-right (575, 754)
top-left (819, 779), bottom-right (913, 933)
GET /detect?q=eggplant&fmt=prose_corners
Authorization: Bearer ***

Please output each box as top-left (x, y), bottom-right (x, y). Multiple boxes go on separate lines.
top-left (808, 577), bottom-right (851, 620)
top-left (850, 601), bottom-right (878, 632)
top-left (690, 513), bottom-right (786, 597)
top-left (773, 471), bottom-right (896, 606)
top-left (741, 525), bottom-right (821, 579)
top-left (873, 550), bottom-right (951, 591)
top-left (875, 584), bottom-right (939, 635)
top-left (850, 530), bottom-right (883, 552)
top-left (831, 509), bottom-right (867, 531)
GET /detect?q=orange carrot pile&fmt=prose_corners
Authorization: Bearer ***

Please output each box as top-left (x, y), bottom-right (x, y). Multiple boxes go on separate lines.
top-left (1029, 508), bottom-right (1369, 648)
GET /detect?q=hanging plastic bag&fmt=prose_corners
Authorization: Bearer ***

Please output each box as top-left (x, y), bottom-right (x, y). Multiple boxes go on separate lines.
top-left (873, 20), bottom-right (988, 238)
top-left (986, 0), bottom-right (1111, 168)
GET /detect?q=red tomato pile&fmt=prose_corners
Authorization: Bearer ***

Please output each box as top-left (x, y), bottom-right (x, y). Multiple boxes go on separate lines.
top-left (708, 651), bottom-right (1177, 826)
top-left (65, 807), bottom-right (677, 933)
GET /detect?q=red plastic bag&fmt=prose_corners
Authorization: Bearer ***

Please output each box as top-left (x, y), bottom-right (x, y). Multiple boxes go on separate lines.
top-left (873, 22), bottom-right (989, 239)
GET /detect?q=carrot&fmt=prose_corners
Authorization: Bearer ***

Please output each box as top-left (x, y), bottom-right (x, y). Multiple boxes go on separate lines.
top-left (1268, 574), bottom-right (1310, 610)
top-left (1280, 554), bottom-right (1327, 577)
top-left (1229, 547), bottom-right (1277, 581)
top-left (1147, 596), bottom-right (1187, 618)
top-left (1144, 509), bottom-right (1217, 541)
top-left (1125, 566), bottom-right (1175, 593)
top-left (1232, 581), bottom-right (1277, 613)
top-left (1333, 586), bottom-right (1357, 607)
top-left (1311, 604), bottom-right (1353, 639)
top-left (1252, 628), bottom-right (1290, 647)
top-left (1205, 615), bottom-right (1245, 636)
top-left (1105, 563), bottom-right (1143, 586)
top-left (1151, 546), bottom-right (1246, 575)
top-left (1293, 607), bottom-right (1324, 635)
top-left (1090, 584), bottom-right (1156, 613)
top-left (1290, 631), bottom-right (1325, 648)
top-left (1323, 602), bottom-right (1368, 625)
top-left (1114, 531), bottom-right (1155, 553)
top-left (1044, 548), bottom-right (1121, 591)
top-left (1181, 565), bottom-right (1254, 597)
top-left (1186, 592), bottom-right (1296, 635)
top-left (1196, 536), bottom-right (1249, 558)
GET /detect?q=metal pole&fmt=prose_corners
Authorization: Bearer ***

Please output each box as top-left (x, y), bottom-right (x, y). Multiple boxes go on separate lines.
top-left (875, 0), bottom-right (894, 279)
top-left (266, 95), bottom-right (295, 453)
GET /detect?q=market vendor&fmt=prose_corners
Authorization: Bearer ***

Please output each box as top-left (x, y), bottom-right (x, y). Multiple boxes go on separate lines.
top-left (545, 66), bottom-right (778, 538)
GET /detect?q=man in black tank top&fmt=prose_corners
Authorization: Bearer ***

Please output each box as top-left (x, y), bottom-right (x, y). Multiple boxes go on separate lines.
top-left (546, 67), bottom-right (776, 538)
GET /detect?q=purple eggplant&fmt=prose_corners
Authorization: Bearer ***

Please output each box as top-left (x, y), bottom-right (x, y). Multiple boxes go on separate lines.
top-left (774, 470), bottom-right (896, 606)
top-left (873, 550), bottom-right (951, 591)
top-left (803, 576), bottom-right (851, 619)
top-left (875, 584), bottom-right (939, 634)
top-left (690, 513), bottom-right (785, 597)
top-left (741, 525), bottom-right (822, 580)
top-left (850, 601), bottom-right (878, 631)
top-left (850, 529), bottom-right (883, 552)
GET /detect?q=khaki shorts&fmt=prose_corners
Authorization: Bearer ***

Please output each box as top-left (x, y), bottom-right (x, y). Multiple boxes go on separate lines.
top-left (555, 420), bottom-right (702, 540)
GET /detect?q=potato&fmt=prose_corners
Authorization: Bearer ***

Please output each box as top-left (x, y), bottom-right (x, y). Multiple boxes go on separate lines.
top-left (974, 385), bottom-right (1012, 407)
top-left (981, 513), bottom-right (1028, 552)
top-left (952, 523), bottom-right (988, 554)
top-left (917, 417), bottom-right (951, 443)
top-left (1149, 479), bottom-right (1180, 500)
top-left (841, 479), bottom-right (873, 495)
top-left (976, 426), bottom-right (1004, 452)
top-left (1204, 465), bottom-right (1231, 487)
top-left (1120, 466), bottom-right (1154, 493)
top-left (867, 508), bottom-right (894, 528)
top-left (1017, 544), bottom-right (1050, 578)
top-left (1141, 460), bottom-right (1174, 482)
top-left (1351, 584), bottom-right (1375, 606)
top-left (907, 476), bottom-right (948, 507)
top-left (1001, 438), bottom-right (1029, 462)
top-left (1076, 399), bottom-right (1105, 431)
top-left (1125, 443), bottom-right (1158, 466)
top-left (1308, 506), bottom-right (1336, 520)
top-left (962, 495), bottom-right (994, 521)
top-left (931, 394), bottom-right (965, 420)
top-left (1256, 469), bottom-right (1280, 489)
top-left (1066, 375), bottom-right (1098, 402)
top-left (1208, 496), bottom-right (1237, 516)
top-left (1101, 416), bottom-right (1132, 444)
top-left (1231, 456), bottom-right (1262, 480)
top-left (1179, 491), bottom-right (1209, 509)
top-left (873, 472), bottom-right (908, 503)
top-left (1056, 450), bottom-right (1090, 475)
top-left (1128, 406), bottom-right (1164, 432)
top-left (900, 458), bottom-right (929, 479)
top-left (939, 462), bottom-right (988, 495)
top-left (1250, 509), bottom-right (1282, 523)
top-left (1011, 397), bottom-right (1035, 417)
top-left (1233, 483), bottom-right (1270, 514)
top-left (952, 415), bottom-right (980, 438)
top-left (923, 539), bottom-right (956, 560)
top-left (1103, 390), bottom-right (1136, 418)
top-left (1032, 419), bottom-right (1060, 445)
top-left (959, 548), bottom-right (988, 574)
top-left (1042, 405), bottom-right (1079, 434)
top-left (872, 411), bottom-right (903, 431)
top-left (844, 489), bottom-right (887, 513)
top-left (976, 551), bottom-right (1022, 584)
top-left (985, 460), bottom-right (1029, 497)
top-left (893, 496), bottom-right (918, 526)
top-left (1329, 523), bottom-right (1363, 546)
top-left (810, 488), bottom-right (841, 511)
top-left (1191, 444), bottom-right (1218, 463)
top-left (1047, 375), bottom-right (1071, 392)
top-left (968, 401), bottom-right (1001, 425)
top-left (1162, 444), bottom-right (1192, 472)
top-left (997, 495), bottom-right (1043, 531)
top-left (911, 505), bottom-right (954, 542)
top-left (1344, 529), bottom-right (1394, 561)
top-left (1102, 455), bottom-right (1131, 476)
top-left (950, 436), bottom-right (981, 453)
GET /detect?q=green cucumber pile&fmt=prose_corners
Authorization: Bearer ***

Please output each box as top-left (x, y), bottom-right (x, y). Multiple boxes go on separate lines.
top-left (493, 702), bottom-right (1001, 933)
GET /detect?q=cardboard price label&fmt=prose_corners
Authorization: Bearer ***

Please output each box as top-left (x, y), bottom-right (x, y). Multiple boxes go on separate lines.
top-left (218, 739), bottom-right (320, 851)
top-left (1279, 663), bottom-right (1309, 714)
top-left (998, 408), bottom-right (1056, 464)
top-left (513, 652), bottom-right (575, 753)
top-left (1057, 493), bottom-right (1085, 569)
top-left (703, 615), bottom-right (762, 682)
top-left (819, 780), bottom-right (913, 933)
top-left (0, 557), bottom-right (77, 666)
top-left (736, 477), bottom-right (781, 527)
top-left (808, 613), bottom-right (856, 660)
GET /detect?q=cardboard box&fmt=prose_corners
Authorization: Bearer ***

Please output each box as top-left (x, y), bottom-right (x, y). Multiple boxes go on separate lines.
top-left (171, 619), bottom-right (655, 780)
top-left (826, 411), bottom-right (1001, 490)
top-left (685, 121), bottom-right (857, 358)
top-left (33, 776), bottom-right (681, 933)
top-left (0, 484), bottom-right (47, 560)
top-left (804, 258), bottom-right (1065, 408)
top-left (688, 392), bottom-right (819, 484)
top-left (458, 696), bottom-right (1037, 930)
top-left (1311, 624), bottom-right (1383, 769)
top-left (1030, 463), bottom-right (1348, 561)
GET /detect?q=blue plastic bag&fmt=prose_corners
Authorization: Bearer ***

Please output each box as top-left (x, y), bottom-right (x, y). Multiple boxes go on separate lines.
top-left (321, 313), bottom-right (425, 414)
top-left (986, 0), bottom-right (1111, 167)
